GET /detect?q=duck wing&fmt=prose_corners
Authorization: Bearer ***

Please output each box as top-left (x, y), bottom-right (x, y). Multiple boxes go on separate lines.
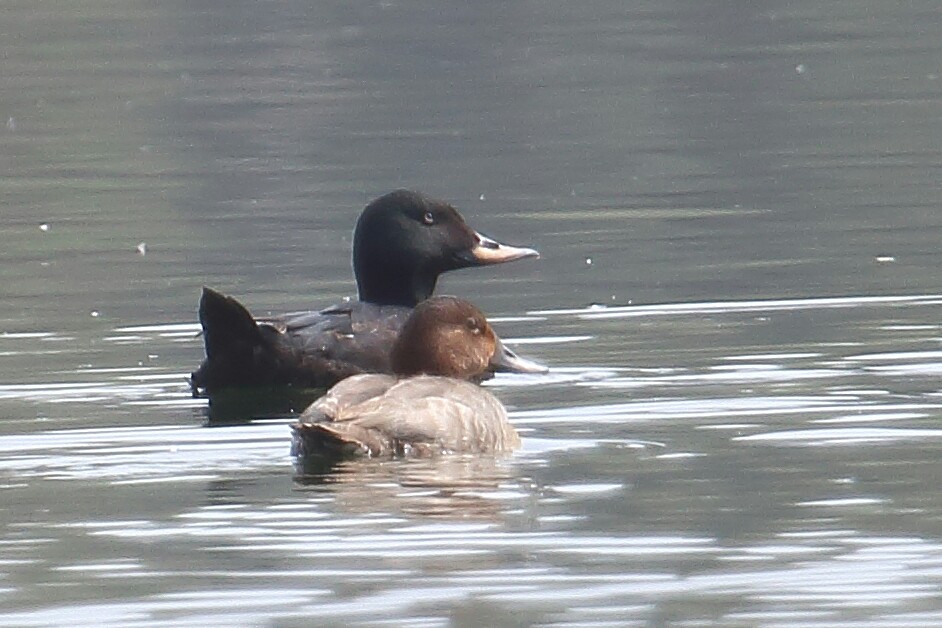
top-left (292, 376), bottom-right (518, 457)
top-left (191, 288), bottom-right (410, 393)
top-left (278, 302), bottom-right (411, 374)
top-left (291, 373), bottom-right (400, 456)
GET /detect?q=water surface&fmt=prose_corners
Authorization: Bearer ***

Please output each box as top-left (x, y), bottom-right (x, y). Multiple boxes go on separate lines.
top-left (3, 2), bottom-right (942, 626)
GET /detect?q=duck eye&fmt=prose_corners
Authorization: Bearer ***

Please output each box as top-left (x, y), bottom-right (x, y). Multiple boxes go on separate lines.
top-left (465, 317), bottom-right (482, 334)
top-left (423, 211), bottom-right (435, 225)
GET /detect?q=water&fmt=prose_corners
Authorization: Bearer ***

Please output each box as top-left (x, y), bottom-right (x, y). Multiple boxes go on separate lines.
top-left (3, 1), bottom-right (942, 626)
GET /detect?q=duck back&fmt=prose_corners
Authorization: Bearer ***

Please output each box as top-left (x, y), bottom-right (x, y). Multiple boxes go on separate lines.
top-left (192, 288), bottom-right (411, 391)
top-left (291, 374), bottom-right (519, 457)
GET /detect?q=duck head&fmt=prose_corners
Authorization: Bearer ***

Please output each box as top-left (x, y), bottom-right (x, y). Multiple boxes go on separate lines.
top-left (390, 296), bottom-right (505, 379)
top-left (353, 190), bottom-right (539, 307)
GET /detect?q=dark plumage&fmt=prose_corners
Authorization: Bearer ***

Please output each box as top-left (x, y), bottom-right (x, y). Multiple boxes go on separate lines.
top-left (191, 190), bottom-right (543, 394)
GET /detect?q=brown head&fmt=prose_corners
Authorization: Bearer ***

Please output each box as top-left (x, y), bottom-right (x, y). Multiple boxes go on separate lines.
top-left (389, 296), bottom-right (499, 379)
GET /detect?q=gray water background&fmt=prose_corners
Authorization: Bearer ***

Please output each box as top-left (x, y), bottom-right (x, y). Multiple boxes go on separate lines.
top-left (3, 2), bottom-right (942, 626)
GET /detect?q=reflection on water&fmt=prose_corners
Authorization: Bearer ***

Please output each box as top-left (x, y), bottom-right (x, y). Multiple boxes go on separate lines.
top-left (4, 295), bottom-right (942, 625)
top-left (5, 0), bottom-right (942, 625)
top-left (294, 454), bottom-right (522, 521)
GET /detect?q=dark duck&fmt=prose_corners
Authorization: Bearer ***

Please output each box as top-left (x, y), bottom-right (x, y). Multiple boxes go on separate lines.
top-left (291, 296), bottom-right (521, 458)
top-left (191, 190), bottom-right (543, 395)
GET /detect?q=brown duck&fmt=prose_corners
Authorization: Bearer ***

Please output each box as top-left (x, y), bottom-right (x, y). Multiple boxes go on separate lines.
top-left (291, 296), bottom-right (523, 457)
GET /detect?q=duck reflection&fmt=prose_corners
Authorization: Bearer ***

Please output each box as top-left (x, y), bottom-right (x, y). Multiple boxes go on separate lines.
top-left (293, 454), bottom-right (522, 520)
top-left (198, 386), bottom-right (321, 426)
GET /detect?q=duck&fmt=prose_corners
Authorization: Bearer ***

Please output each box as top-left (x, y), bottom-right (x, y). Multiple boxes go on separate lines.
top-left (291, 296), bottom-right (521, 458)
top-left (190, 190), bottom-right (543, 395)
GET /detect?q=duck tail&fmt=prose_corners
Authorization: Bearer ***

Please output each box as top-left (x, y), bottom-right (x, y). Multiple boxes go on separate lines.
top-left (291, 422), bottom-right (378, 458)
top-left (198, 287), bottom-right (263, 356)
top-left (190, 287), bottom-right (267, 392)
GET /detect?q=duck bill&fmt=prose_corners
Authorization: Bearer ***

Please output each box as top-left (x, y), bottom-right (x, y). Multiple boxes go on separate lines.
top-left (489, 337), bottom-right (549, 374)
top-left (461, 231), bottom-right (540, 266)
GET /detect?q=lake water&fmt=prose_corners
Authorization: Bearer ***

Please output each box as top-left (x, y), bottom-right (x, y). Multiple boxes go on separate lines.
top-left (3, 2), bottom-right (942, 626)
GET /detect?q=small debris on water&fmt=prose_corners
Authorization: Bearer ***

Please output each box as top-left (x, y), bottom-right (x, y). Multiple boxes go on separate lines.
top-left (585, 257), bottom-right (592, 266)
top-left (795, 64), bottom-right (806, 74)
top-left (875, 255), bottom-right (895, 263)
top-left (6, 117), bottom-right (15, 132)
top-left (136, 242), bottom-right (147, 256)
top-left (90, 310), bottom-right (100, 318)
top-left (479, 194), bottom-right (485, 201)
top-left (39, 223), bottom-right (50, 232)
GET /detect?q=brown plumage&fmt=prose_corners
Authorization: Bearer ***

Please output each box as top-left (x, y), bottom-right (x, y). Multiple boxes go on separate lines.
top-left (291, 297), bottom-right (521, 458)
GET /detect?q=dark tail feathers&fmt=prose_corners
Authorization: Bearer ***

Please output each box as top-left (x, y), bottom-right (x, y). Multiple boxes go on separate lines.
top-left (190, 287), bottom-right (269, 392)
top-left (198, 286), bottom-right (263, 359)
